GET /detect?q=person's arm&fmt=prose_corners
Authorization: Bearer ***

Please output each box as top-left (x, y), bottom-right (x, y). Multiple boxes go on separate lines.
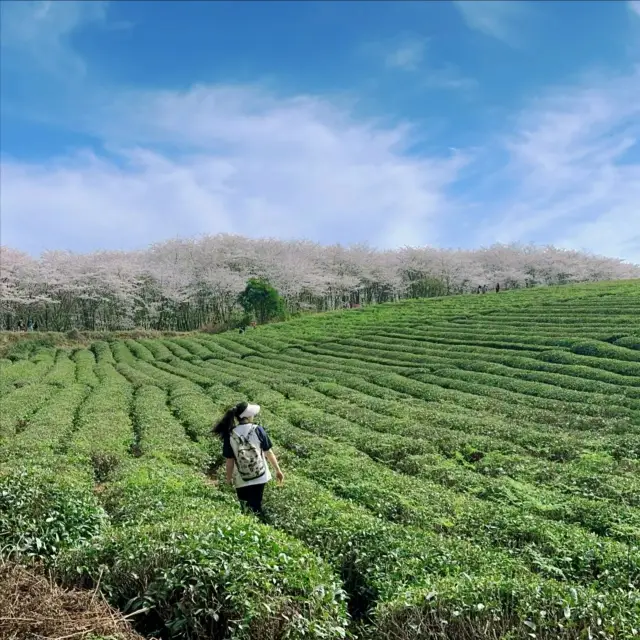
top-left (222, 433), bottom-right (235, 485)
top-left (258, 426), bottom-right (284, 483)
top-left (265, 449), bottom-right (284, 483)
top-left (225, 458), bottom-right (235, 485)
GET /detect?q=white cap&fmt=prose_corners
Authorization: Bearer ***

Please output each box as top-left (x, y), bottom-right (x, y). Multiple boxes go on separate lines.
top-left (239, 403), bottom-right (260, 419)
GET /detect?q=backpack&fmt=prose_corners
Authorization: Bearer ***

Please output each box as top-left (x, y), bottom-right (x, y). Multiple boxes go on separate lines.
top-left (230, 425), bottom-right (266, 481)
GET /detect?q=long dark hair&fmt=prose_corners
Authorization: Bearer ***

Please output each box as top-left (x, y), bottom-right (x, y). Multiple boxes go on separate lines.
top-left (213, 401), bottom-right (249, 438)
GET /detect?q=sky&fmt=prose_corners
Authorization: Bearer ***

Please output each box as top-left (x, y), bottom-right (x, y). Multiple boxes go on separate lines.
top-left (1, 1), bottom-right (639, 263)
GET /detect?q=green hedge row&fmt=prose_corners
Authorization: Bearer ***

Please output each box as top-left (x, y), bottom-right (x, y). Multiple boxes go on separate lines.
top-left (69, 363), bottom-right (133, 481)
top-left (161, 339), bottom-right (199, 362)
top-left (241, 354), bottom-right (620, 454)
top-left (0, 383), bottom-right (89, 462)
top-left (168, 345), bottom-right (640, 504)
top-left (137, 338), bottom-right (174, 361)
top-left (72, 348), bottom-right (100, 387)
top-left (203, 377), bottom-right (640, 585)
top-left (60, 459), bottom-right (349, 640)
top-left (91, 340), bottom-right (115, 364)
top-left (42, 350), bottom-right (77, 387)
top-left (0, 462), bottom-right (106, 562)
top-left (171, 337), bottom-right (215, 359)
top-left (124, 338), bottom-right (156, 362)
top-left (0, 383), bottom-right (58, 441)
top-left (338, 332), bottom-right (640, 390)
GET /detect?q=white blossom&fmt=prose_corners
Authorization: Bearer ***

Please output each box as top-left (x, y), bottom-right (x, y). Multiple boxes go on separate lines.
top-left (1, 236), bottom-right (637, 330)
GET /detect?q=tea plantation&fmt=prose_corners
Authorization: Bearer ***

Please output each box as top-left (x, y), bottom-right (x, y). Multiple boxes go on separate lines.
top-left (1, 280), bottom-right (639, 639)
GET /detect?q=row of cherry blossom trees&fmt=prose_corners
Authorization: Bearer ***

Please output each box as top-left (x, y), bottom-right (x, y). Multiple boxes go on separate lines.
top-left (1, 235), bottom-right (638, 331)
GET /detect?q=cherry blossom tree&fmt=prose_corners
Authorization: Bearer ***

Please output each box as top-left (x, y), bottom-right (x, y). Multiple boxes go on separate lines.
top-left (1, 236), bottom-right (637, 331)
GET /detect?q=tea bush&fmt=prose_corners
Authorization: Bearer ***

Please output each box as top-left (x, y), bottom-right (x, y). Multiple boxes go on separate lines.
top-left (61, 460), bottom-right (349, 640)
top-left (0, 464), bottom-right (105, 561)
top-left (2, 279), bottom-right (640, 638)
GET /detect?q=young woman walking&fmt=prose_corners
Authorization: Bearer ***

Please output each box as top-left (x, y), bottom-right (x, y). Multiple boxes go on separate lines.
top-left (213, 402), bottom-right (284, 520)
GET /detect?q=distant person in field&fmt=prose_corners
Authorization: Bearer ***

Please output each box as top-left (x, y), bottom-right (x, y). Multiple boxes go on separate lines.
top-left (482, 285), bottom-right (487, 294)
top-left (496, 283), bottom-right (500, 293)
top-left (476, 285), bottom-right (481, 294)
top-left (213, 402), bottom-right (284, 520)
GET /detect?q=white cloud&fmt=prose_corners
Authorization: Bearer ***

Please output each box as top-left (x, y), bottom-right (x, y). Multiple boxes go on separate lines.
top-left (453, 1), bottom-right (532, 47)
top-left (422, 64), bottom-right (478, 91)
top-left (477, 67), bottom-right (640, 264)
top-left (3, 71), bottom-right (639, 264)
top-left (630, 1), bottom-right (640, 18)
top-left (0, 0), bottom-right (107, 77)
top-left (1, 86), bottom-right (466, 254)
top-left (1, 2), bottom-right (638, 265)
top-left (360, 34), bottom-right (476, 92)
top-left (384, 37), bottom-right (426, 70)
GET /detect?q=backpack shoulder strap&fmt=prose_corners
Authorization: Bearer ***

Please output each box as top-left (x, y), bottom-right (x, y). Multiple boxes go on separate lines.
top-left (231, 425), bottom-right (257, 444)
top-left (247, 424), bottom-right (258, 436)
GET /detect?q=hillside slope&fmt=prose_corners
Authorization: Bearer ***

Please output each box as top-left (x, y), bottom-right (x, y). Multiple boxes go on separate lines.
top-left (1, 280), bottom-right (639, 639)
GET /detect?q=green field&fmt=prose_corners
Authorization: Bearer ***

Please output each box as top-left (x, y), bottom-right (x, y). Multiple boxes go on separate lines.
top-left (1, 280), bottom-right (640, 639)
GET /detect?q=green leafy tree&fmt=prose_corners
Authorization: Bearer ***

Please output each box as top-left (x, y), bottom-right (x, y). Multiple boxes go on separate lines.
top-left (238, 278), bottom-right (284, 324)
top-left (408, 276), bottom-right (448, 299)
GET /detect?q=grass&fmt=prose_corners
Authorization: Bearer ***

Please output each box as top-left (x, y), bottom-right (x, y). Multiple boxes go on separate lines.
top-left (1, 279), bottom-right (639, 639)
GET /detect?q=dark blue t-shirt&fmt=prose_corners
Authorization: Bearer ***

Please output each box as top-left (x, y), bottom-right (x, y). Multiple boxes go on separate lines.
top-left (223, 424), bottom-right (272, 459)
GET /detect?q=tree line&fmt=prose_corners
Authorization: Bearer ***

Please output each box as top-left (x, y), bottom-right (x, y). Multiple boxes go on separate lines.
top-left (1, 234), bottom-right (638, 332)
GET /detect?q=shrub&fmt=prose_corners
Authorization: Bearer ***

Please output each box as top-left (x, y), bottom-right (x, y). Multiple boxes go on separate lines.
top-left (570, 339), bottom-right (640, 362)
top-left (4, 282), bottom-right (640, 639)
top-left (614, 335), bottom-right (640, 351)
top-left (45, 351), bottom-right (77, 387)
top-left (60, 462), bottom-right (348, 640)
top-left (0, 465), bottom-right (105, 562)
top-left (0, 383), bottom-right (56, 440)
top-left (73, 349), bottom-right (100, 387)
top-left (4, 383), bottom-right (89, 460)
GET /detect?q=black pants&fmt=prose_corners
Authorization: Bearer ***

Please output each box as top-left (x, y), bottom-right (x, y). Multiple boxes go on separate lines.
top-left (236, 482), bottom-right (266, 520)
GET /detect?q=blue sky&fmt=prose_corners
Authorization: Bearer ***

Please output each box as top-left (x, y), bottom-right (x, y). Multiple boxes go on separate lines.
top-left (1, 1), bottom-right (639, 263)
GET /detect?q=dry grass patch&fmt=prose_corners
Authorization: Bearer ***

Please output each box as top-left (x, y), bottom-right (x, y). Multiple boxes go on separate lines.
top-left (0, 561), bottom-right (142, 640)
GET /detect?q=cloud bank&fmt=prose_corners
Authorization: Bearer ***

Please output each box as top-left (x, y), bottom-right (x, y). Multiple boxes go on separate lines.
top-left (2, 85), bottom-right (468, 254)
top-left (453, 1), bottom-right (533, 47)
top-left (1, 1), bottom-right (639, 265)
top-left (0, 0), bottom-right (107, 77)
